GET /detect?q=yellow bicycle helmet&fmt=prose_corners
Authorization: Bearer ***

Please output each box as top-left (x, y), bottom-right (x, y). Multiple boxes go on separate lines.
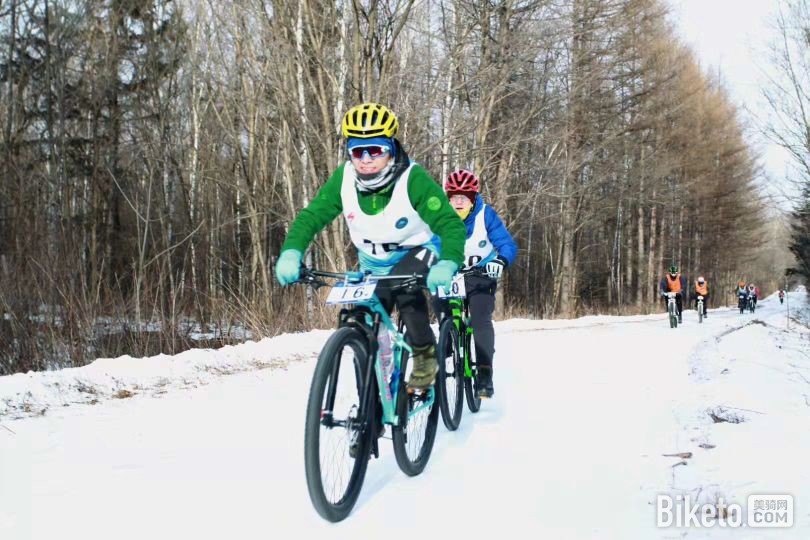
top-left (341, 103), bottom-right (399, 138)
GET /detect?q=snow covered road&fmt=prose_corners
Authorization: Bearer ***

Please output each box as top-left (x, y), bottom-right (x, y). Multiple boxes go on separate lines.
top-left (2, 294), bottom-right (808, 539)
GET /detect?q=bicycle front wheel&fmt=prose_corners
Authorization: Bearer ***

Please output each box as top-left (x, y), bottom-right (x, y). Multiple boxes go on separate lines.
top-left (392, 346), bottom-right (440, 476)
top-left (436, 318), bottom-right (464, 431)
top-left (304, 327), bottom-right (374, 522)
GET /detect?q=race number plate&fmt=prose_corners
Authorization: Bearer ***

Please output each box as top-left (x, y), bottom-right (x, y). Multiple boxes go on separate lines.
top-left (326, 281), bottom-right (377, 304)
top-left (436, 275), bottom-right (466, 298)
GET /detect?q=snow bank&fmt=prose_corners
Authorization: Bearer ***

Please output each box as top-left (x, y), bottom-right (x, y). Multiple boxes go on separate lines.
top-left (0, 330), bottom-right (332, 419)
top-left (0, 308), bottom-right (685, 421)
top-left (0, 293), bottom-right (793, 421)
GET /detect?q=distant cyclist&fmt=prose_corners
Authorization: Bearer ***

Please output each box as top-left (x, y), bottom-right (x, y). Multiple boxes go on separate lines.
top-left (692, 276), bottom-right (709, 318)
top-left (660, 265), bottom-right (686, 324)
top-left (736, 280), bottom-right (748, 312)
top-left (748, 283), bottom-right (759, 309)
top-left (779, 289), bottom-right (785, 304)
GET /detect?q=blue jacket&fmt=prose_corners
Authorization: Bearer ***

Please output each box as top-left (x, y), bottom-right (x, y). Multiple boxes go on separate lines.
top-left (463, 195), bottom-right (518, 266)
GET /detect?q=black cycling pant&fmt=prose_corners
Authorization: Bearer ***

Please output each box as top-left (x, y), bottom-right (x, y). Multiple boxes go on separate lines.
top-left (375, 247), bottom-right (437, 349)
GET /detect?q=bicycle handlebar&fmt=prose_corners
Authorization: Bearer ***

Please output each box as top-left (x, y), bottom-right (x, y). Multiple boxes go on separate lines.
top-left (459, 266), bottom-right (499, 279)
top-left (298, 267), bottom-right (427, 292)
top-left (297, 266), bottom-right (496, 294)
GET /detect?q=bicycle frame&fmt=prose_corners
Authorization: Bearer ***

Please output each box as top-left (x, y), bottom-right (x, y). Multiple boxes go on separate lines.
top-left (348, 296), bottom-right (416, 427)
top-left (442, 268), bottom-right (496, 378)
top-left (308, 270), bottom-right (434, 429)
top-left (446, 297), bottom-right (474, 377)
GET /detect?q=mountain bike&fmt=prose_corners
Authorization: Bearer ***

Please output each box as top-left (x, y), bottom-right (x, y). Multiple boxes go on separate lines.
top-left (696, 295), bottom-right (705, 324)
top-left (738, 293), bottom-right (747, 314)
top-left (434, 268), bottom-right (494, 431)
top-left (299, 268), bottom-right (439, 522)
top-left (666, 292), bottom-right (679, 328)
top-left (747, 294), bottom-right (756, 314)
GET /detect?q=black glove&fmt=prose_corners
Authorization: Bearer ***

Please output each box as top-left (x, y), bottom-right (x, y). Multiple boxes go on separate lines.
top-left (485, 256), bottom-right (508, 279)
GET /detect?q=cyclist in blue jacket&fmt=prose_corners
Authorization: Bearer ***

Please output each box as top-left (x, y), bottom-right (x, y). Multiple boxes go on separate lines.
top-left (436, 169), bottom-right (517, 398)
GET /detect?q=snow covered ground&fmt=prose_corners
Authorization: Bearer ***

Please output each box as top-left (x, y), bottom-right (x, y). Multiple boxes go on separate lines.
top-left (1, 292), bottom-right (808, 539)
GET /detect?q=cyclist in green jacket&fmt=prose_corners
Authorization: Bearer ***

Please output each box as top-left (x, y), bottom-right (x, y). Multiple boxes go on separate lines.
top-left (274, 103), bottom-right (466, 390)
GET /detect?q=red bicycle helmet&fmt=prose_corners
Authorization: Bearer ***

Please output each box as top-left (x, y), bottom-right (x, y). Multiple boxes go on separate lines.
top-left (445, 169), bottom-right (480, 193)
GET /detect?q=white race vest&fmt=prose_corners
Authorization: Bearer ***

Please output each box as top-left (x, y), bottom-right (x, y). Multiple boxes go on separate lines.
top-left (463, 204), bottom-right (495, 269)
top-left (341, 163), bottom-right (434, 264)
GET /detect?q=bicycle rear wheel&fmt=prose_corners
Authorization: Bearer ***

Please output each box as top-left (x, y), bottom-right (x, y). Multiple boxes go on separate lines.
top-left (392, 346), bottom-right (440, 476)
top-left (304, 327), bottom-right (374, 522)
top-left (464, 331), bottom-right (482, 413)
top-left (436, 318), bottom-right (464, 431)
